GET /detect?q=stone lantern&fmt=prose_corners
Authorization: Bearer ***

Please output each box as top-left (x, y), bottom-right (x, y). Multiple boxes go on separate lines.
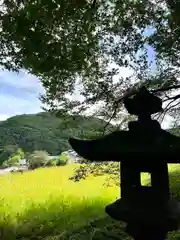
top-left (69, 87), bottom-right (180, 240)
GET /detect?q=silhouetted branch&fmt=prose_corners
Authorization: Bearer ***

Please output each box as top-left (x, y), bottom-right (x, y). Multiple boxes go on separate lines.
top-left (92, 0), bottom-right (97, 8)
top-left (101, 83), bottom-right (180, 133)
top-left (115, 84), bottom-right (180, 106)
top-left (152, 84), bottom-right (180, 93)
top-left (156, 98), bottom-right (175, 122)
top-left (102, 102), bottom-right (119, 136)
top-left (164, 94), bottom-right (180, 102)
top-left (155, 97), bottom-right (180, 124)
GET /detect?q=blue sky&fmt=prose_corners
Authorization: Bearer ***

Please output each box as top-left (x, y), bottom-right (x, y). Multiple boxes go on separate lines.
top-left (0, 69), bottom-right (45, 120)
top-left (0, 66), bottom-right (172, 129)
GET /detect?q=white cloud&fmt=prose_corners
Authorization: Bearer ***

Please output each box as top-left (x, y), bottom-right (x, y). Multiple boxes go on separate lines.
top-left (161, 114), bottom-right (173, 129)
top-left (0, 114), bottom-right (10, 121)
top-left (0, 69), bottom-right (44, 119)
top-left (0, 69), bottom-right (45, 95)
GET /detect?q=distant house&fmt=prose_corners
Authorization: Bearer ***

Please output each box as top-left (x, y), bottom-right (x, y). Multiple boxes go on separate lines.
top-left (19, 159), bottom-right (27, 166)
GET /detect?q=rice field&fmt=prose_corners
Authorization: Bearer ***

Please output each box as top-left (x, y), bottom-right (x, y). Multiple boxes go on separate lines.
top-left (0, 164), bottom-right (180, 240)
top-left (0, 164), bottom-right (119, 239)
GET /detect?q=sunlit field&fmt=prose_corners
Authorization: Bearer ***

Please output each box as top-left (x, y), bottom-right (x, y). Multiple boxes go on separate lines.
top-left (0, 164), bottom-right (180, 240)
top-left (0, 164), bottom-right (119, 239)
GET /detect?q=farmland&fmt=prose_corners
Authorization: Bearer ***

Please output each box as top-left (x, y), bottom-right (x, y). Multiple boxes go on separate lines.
top-left (0, 164), bottom-right (180, 240)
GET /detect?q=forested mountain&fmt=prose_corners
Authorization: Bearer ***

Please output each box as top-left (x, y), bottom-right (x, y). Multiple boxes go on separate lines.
top-left (0, 112), bottom-right (114, 155)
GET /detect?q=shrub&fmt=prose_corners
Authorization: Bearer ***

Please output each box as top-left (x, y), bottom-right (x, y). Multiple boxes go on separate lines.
top-left (1, 155), bottom-right (20, 168)
top-left (44, 158), bottom-right (57, 167)
top-left (78, 158), bottom-right (90, 164)
top-left (69, 162), bottom-right (120, 186)
top-left (27, 150), bottom-right (49, 170)
top-left (51, 160), bottom-right (57, 167)
top-left (56, 153), bottom-right (69, 166)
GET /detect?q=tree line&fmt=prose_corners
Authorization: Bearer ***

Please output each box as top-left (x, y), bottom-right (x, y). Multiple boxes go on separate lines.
top-left (0, 146), bottom-right (72, 170)
top-left (0, 112), bottom-right (114, 158)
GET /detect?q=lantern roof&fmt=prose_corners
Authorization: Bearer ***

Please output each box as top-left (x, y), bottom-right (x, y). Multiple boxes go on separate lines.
top-left (69, 87), bottom-right (180, 163)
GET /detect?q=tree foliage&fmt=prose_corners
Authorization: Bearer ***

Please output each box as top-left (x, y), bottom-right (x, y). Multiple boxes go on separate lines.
top-left (0, 112), bottom-right (114, 160)
top-left (0, 145), bottom-right (19, 165)
top-left (1, 1), bottom-right (180, 122)
top-left (2, 155), bottom-right (20, 168)
top-left (0, 147), bottom-right (24, 167)
top-left (69, 162), bottom-right (120, 186)
top-left (27, 150), bottom-right (49, 170)
top-left (56, 153), bottom-right (69, 166)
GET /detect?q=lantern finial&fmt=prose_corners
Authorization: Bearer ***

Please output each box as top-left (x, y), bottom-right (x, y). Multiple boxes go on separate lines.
top-left (124, 86), bottom-right (163, 117)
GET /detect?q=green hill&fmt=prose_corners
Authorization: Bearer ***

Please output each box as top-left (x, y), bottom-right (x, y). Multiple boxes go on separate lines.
top-left (0, 112), bottom-right (114, 156)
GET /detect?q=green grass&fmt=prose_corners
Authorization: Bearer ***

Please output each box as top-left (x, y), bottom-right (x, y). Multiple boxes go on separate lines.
top-left (0, 164), bottom-right (180, 240)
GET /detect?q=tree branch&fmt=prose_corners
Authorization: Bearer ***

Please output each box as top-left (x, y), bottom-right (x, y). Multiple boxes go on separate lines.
top-left (164, 93), bottom-right (180, 102)
top-left (102, 102), bottom-right (118, 136)
top-left (102, 83), bottom-right (180, 133)
top-left (152, 84), bottom-right (180, 93)
top-left (92, 0), bottom-right (97, 8)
